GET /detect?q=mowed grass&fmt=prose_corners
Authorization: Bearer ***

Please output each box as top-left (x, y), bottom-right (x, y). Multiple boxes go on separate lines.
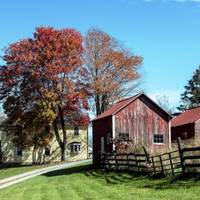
top-left (0, 162), bottom-right (67, 180)
top-left (0, 165), bottom-right (48, 180)
top-left (0, 163), bottom-right (200, 200)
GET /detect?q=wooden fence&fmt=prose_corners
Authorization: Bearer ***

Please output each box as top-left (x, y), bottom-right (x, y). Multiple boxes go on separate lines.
top-left (100, 152), bottom-right (149, 172)
top-left (177, 138), bottom-right (200, 175)
top-left (100, 138), bottom-right (200, 177)
top-left (150, 150), bottom-right (182, 176)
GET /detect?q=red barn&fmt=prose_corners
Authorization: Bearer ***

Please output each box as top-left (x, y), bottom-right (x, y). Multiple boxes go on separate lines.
top-left (92, 93), bottom-right (172, 166)
top-left (171, 107), bottom-right (200, 141)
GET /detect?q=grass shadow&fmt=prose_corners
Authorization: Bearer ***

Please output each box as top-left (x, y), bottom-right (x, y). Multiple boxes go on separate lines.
top-left (42, 163), bottom-right (200, 190)
top-left (84, 168), bottom-right (200, 189)
top-left (0, 163), bottom-right (33, 169)
top-left (43, 164), bottom-right (93, 177)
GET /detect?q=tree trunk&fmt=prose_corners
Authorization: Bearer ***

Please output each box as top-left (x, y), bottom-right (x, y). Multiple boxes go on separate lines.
top-left (101, 93), bottom-right (109, 113)
top-left (61, 144), bottom-right (66, 162)
top-left (53, 118), bottom-right (65, 161)
top-left (95, 94), bottom-right (101, 116)
top-left (95, 93), bottom-right (109, 116)
top-left (58, 106), bottom-right (67, 161)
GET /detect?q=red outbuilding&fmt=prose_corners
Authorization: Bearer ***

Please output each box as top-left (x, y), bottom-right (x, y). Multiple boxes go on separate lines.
top-left (171, 107), bottom-right (200, 141)
top-left (92, 93), bottom-right (172, 167)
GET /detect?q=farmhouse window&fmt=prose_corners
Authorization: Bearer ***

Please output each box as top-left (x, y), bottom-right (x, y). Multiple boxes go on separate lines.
top-left (118, 133), bottom-right (129, 141)
top-left (16, 146), bottom-right (23, 156)
top-left (74, 126), bottom-right (79, 136)
top-left (45, 147), bottom-right (50, 156)
top-left (70, 143), bottom-right (81, 153)
top-left (153, 134), bottom-right (164, 144)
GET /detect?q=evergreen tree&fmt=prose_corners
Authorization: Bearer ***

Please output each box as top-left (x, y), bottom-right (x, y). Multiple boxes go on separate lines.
top-left (178, 66), bottom-right (200, 111)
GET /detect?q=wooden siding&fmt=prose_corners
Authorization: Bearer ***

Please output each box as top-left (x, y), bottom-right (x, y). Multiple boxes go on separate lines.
top-left (92, 116), bottom-right (112, 167)
top-left (195, 119), bottom-right (200, 139)
top-left (114, 96), bottom-right (170, 153)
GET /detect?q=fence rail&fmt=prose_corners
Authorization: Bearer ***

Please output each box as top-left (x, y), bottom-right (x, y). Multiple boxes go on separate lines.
top-left (150, 150), bottom-right (182, 176)
top-left (100, 138), bottom-right (200, 177)
top-left (100, 153), bottom-right (149, 172)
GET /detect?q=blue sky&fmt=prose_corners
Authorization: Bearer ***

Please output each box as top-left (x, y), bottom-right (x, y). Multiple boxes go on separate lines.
top-left (1, 0), bottom-right (200, 108)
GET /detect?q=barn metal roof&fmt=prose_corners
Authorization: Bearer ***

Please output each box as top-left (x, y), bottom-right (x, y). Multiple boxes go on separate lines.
top-left (171, 106), bottom-right (200, 127)
top-left (92, 93), bottom-right (172, 121)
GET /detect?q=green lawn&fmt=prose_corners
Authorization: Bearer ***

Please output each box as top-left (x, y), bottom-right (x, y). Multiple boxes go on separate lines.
top-left (0, 163), bottom-right (62, 180)
top-left (0, 163), bottom-right (200, 200)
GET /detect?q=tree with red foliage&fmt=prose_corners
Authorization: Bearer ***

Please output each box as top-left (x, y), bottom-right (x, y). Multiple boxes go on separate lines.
top-left (85, 28), bottom-right (142, 116)
top-left (0, 27), bottom-right (90, 161)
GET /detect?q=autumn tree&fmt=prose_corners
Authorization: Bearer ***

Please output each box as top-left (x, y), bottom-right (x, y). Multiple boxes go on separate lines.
top-left (178, 66), bottom-right (200, 111)
top-left (84, 28), bottom-right (142, 116)
top-left (0, 27), bottom-right (89, 161)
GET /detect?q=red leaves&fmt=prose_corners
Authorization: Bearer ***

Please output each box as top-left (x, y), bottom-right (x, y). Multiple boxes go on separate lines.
top-left (0, 27), bottom-right (90, 149)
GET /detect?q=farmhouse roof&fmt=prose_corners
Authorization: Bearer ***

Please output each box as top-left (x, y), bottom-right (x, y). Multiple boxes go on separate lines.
top-left (171, 106), bottom-right (200, 127)
top-left (92, 93), bottom-right (172, 121)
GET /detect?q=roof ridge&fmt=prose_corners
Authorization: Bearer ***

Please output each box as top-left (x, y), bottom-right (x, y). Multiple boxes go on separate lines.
top-left (92, 92), bottom-right (172, 122)
top-left (171, 106), bottom-right (200, 127)
top-left (112, 93), bottom-right (142, 116)
top-left (116, 96), bottom-right (135, 104)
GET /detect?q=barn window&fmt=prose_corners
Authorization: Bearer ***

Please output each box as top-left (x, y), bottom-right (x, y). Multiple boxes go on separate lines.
top-left (118, 133), bottom-right (129, 141)
top-left (153, 134), bottom-right (164, 144)
top-left (45, 147), bottom-right (50, 156)
top-left (16, 146), bottom-right (23, 156)
top-left (74, 126), bottom-right (79, 136)
top-left (70, 143), bottom-right (81, 153)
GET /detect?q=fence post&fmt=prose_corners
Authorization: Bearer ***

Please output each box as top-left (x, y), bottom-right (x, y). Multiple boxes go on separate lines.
top-left (177, 137), bottom-right (185, 175)
top-left (135, 154), bottom-right (139, 172)
top-left (104, 153), bottom-right (107, 169)
top-left (143, 146), bottom-right (151, 173)
top-left (151, 157), bottom-right (156, 174)
top-left (143, 146), bottom-right (150, 164)
top-left (168, 152), bottom-right (174, 177)
top-left (159, 155), bottom-right (164, 175)
top-left (115, 154), bottom-right (118, 170)
top-left (101, 153), bottom-right (105, 169)
top-left (127, 154), bottom-right (129, 171)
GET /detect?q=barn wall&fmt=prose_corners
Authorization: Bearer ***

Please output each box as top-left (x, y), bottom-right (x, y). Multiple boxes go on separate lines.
top-left (114, 96), bottom-right (170, 154)
top-left (171, 123), bottom-right (195, 141)
top-left (195, 119), bottom-right (200, 139)
top-left (92, 116), bottom-right (112, 167)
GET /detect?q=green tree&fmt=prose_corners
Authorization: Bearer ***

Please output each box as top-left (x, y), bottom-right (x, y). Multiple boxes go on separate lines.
top-left (178, 66), bottom-right (200, 111)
